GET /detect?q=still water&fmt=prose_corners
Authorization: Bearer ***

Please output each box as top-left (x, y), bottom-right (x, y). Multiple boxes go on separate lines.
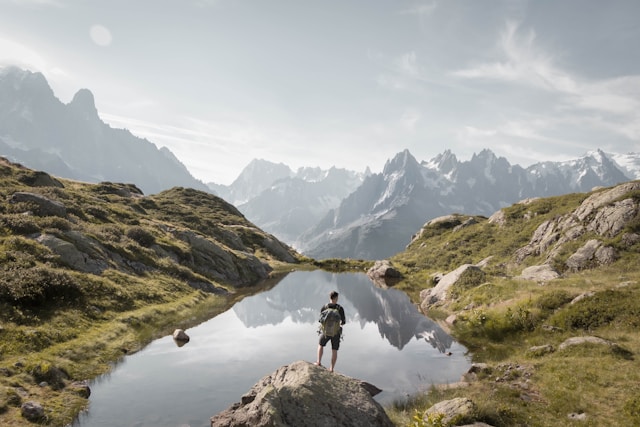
top-left (75, 270), bottom-right (470, 427)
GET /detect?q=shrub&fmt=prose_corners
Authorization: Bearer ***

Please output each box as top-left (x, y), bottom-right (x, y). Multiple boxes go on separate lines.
top-left (534, 290), bottom-right (574, 313)
top-left (0, 214), bottom-right (40, 234)
top-left (0, 267), bottom-right (83, 307)
top-left (624, 394), bottom-right (640, 423)
top-left (548, 288), bottom-right (640, 330)
top-left (126, 226), bottom-right (156, 247)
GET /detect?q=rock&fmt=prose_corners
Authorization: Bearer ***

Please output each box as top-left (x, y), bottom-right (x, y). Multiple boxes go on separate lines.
top-left (36, 233), bottom-right (109, 274)
top-left (69, 381), bottom-right (91, 398)
top-left (420, 264), bottom-right (484, 309)
top-left (367, 260), bottom-right (402, 288)
top-left (29, 365), bottom-right (68, 391)
top-left (487, 209), bottom-right (506, 226)
top-left (514, 182), bottom-right (640, 267)
top-left (21, 401), bottom-right (45, 422)
top-left (558, 336), bottom-right (614, 351)
top-left (574, 182), bottom-right (640, 224)
top-left (570, 292), bottom-right (595, 304)
top-left (10, 191), bottom-right (66, 217)
top-left (568, 412), bottom-right (587, 421)
top-left (17, 170), bottom-right (64, 188)
top-left (527, 344), bottom-right (555, 357)
top-left (445, 314), bottom-right (457, 326)
top-left (565, 240), bottom-right (617, 271)
top-left (173, 329), bottom-right (190, 342)
top-left (210, 360), bottom-right (392, 427)
top-left (518, 264), bottom-right (560, 283)
top-left (424, 397), bottom-right (477, 426)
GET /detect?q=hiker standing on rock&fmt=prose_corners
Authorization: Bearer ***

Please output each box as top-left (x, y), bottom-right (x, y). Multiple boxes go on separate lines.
top-left (315, 290), bottom-right (346, 372)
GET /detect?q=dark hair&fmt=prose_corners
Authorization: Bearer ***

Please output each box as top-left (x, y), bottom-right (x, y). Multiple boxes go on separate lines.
top-left (330, 291), bottom-right (339, 300)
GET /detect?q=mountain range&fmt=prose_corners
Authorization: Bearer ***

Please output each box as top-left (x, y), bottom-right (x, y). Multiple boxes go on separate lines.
top-left (2, 65), bottom-right (639, 261)
top-left (216, 148), bottom-right (639, 260)
top-left (0, 66), bottom-right (208, 195)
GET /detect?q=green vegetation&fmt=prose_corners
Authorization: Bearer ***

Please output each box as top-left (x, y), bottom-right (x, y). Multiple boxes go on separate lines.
top-left (386, 183), bottom-right (640, 426)
top-left (0, 158), bottom-right (304, 426)
top-left (2, 156), bottom-right (639, 426)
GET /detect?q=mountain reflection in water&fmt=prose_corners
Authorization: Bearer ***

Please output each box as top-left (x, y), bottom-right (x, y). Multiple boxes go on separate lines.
top-left (76, 270), bottom-right (469, 427)
top-left (233, 271), bottom-right (453, 352)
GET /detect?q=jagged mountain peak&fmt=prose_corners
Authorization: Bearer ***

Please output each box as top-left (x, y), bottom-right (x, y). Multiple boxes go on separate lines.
top-left (69, 88), bottom-right (98, 117)
top-left (383, 149), bottom-right (420, 175)
top-left (471, 148), bottom-right (499, 164)
top-left (424, 149), bottom-right (459, 174)
top-left (0, 66), bottom-right (56, 106)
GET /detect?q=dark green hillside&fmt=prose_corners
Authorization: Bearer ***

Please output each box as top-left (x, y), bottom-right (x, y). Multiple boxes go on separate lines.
top-left (0, 157), bottom-right (301, 426)
top-left (387, 182), bottom-right (640, 426)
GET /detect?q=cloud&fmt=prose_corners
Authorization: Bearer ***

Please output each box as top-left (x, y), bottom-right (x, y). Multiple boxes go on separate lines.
top-left (0, 36), bottom-right (48, 71)
top-left (7, 0), bottom-right (65, 7)
top-left (398, 2), bottom-right (437, 17)
top-left (452, 20), bottom-right (640, 147)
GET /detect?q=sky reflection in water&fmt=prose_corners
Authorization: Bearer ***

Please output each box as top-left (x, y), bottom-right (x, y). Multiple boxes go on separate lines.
top-left (77, 270), bottom-right (470, 427)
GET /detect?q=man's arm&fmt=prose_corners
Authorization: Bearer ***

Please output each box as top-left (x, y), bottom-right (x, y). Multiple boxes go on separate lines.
top-left (339, 306), bottom-right (346, 325)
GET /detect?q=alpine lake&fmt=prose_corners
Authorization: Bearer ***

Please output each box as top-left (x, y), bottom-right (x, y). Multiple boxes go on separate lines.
top-left (74, 270), bottom-right (470, 427)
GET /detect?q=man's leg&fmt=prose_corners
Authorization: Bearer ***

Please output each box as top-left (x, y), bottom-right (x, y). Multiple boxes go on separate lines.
top-left (315, 344), bottom-right (324, 366)
top-left (329, 349), bottom-right (338, 372)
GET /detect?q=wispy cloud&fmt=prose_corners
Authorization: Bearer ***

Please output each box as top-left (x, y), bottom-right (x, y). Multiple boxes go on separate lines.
top-left (0, 36), bottom-right (48, 71)
top-left (453, 20), bottom-right (640, 146)
top-left (7, 0), bottom-right (66, 8)
top-left (398, 2), bottom-right (437, 17)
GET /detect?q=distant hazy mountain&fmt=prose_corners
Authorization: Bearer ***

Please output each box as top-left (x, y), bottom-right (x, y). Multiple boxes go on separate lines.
top-left (298, 148), bottom-right (638, 260)
top-left (209, 159), bottom-right (369, 244)
top-left (0, 66), bottom-right (209, 195)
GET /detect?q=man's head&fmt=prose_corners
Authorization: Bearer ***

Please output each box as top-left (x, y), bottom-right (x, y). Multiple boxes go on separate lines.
top-left (330, 291), bottom-right (339, 302)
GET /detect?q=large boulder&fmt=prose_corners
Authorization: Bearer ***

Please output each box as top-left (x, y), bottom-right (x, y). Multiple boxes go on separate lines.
top-left (423, 397), bottom-right (477, 426)
top-left (420, 264), bottom-right (484, 309)
top-left (10, 191), bottom-right (66, 217)
top-left (210, 360), bottom-right (393, 427)
top-left (367, 260), bottom-right (402, 288)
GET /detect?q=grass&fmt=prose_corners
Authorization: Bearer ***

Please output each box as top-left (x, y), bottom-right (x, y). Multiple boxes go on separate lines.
top-left (0, 158), bottom-right (305, 426)
top-left (385, 183), bottom-right (640, 426)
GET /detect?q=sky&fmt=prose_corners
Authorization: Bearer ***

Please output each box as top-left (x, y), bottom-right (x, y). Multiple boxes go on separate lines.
top-left (1, 0), bottom-right (639, 185)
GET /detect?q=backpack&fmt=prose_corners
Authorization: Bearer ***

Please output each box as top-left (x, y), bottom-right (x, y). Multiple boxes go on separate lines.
top-left (319, 306), bottom-right (342, 338)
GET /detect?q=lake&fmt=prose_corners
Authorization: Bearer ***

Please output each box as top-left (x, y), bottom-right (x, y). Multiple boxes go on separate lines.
top-left (74, 270), bottom-right (470, 427)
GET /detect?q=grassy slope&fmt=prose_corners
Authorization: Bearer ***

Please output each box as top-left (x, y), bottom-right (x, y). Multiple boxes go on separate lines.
top-left (0, 159), bottom-right (301, 426)
top-left (386, 188), bottom-right (640, 426)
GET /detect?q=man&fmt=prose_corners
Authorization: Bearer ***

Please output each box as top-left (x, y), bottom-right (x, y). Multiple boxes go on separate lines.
top-left (315, 290), bottom-right (346, 372)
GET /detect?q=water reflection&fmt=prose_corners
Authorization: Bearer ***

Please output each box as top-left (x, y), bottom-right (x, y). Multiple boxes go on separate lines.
top-left (76, 271), bottom-right (469, 427)
top-left (233, 271), bottom-right (453, 352)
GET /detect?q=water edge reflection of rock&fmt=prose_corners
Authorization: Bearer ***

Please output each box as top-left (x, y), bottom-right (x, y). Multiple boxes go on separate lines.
top-left (233, 270), bottom-right (454, 352)
top-left (74, 270), bottom-right (469, 427)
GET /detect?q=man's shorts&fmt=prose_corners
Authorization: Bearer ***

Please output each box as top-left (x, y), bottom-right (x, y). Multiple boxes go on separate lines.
top-left (319, 332), bottom-right (341, 350)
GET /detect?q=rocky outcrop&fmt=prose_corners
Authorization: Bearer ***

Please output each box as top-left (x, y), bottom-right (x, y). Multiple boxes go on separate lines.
top-left (10, 191), bottom-right (66, 217)
top-left (565, 239), bottom-right (617, 271)
top-left (173, 230), bottom-right (271, 286)
top-left (558, 336), bottom-right (615, 351)
top-left (367, 260), bottom-right (402, 288)
top-left (518, 264), bottom-right (560, 283)
top-left (21, 401), bottom-right (45, 422)
top-left (210, 360), bottom-right (392, 427)
top-left (420, 262), bottom-right (485, 310)
top-left (36, 233), bottom-right (110, 274)
top-left (423, 397), bottom-right (477, 426)
top-left (514, 181), bottom-right (640, 268)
